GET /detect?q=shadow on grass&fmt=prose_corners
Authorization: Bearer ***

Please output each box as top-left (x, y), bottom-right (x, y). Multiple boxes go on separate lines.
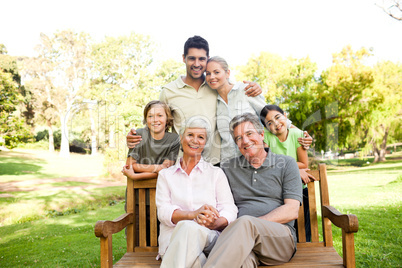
top-left (0, 186), bottom-right (125, 225)
top-left (0, 151), bottom-right (46, 176)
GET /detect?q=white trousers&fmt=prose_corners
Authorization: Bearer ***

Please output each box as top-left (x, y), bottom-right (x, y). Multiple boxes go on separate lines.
top-left (160, 220), bottom-right (219, 268)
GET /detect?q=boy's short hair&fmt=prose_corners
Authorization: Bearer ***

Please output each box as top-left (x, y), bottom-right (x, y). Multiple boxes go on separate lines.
top-left (143, 100), bottom-right (174, 131)
top-left (184, 36), bottom-right (209, 57)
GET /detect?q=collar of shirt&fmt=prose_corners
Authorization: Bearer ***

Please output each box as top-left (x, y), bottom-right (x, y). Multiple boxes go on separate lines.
top-left (175, 75), bottom-right (208, 89)
top-left (172, 157), bottom-right (207, 174)
top-left (217, 82), bottom-right (243, 103)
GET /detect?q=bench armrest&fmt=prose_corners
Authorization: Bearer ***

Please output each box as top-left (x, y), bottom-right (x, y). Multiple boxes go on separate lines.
top-left (322, 205), bottom-right (358, 233)
top-left (95, 213), bottom-right (134, 238)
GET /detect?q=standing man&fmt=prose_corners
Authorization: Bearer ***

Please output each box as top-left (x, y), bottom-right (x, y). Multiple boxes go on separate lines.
top-left (203, 113), bottom-right (302, 267)
top-left (126, 36), bottom-right (262, 165)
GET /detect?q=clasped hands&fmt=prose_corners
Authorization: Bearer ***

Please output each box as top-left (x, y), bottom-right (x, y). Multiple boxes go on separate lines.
top-left (193, 204), bottom-right (220, 230)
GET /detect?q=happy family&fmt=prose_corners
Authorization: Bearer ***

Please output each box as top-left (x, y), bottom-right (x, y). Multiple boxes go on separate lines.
top-left (121, 35), bottom-right (316, 268)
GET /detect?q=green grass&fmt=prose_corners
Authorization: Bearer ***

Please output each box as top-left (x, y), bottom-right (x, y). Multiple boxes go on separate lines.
top-left (0, 203), bottom-right (127, 267)
top-left (0, 149), bottom-right (105, 182)
top-left (0, 186), bottom-right (125, 225)
top-left (323, 152), bottom-right (402, 169)
top-left (0, 148), bottom-right (127, 267)
top-left (326, 158), bottom-right (402, 267)
top-left (0, 149), bottom-right (125, 226)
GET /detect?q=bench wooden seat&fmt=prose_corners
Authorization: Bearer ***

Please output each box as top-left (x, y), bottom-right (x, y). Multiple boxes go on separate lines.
top-left (95, 163), bottom-right (358, 267)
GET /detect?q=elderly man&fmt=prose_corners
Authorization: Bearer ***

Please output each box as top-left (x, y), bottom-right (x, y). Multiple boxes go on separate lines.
top-left (203, 113), bottom-right (302, 268)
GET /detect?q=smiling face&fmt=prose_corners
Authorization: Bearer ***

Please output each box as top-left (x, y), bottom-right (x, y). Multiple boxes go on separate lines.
top-left (181, 127), bottom-right (207, 158)
top-left (233, 121), bottom-right (265, 160)
top-left (146, 105), bottom-right (167, 136)
top-left (264, 110), bottom-right (288, 136)
top-left (205, 61), bottom-right (230, 91)
top-left (183, 48), bottom-right (208, 80)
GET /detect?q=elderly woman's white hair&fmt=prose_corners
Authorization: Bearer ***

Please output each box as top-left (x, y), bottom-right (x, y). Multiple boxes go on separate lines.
top-left (179, 116), bottom-right (212, 144)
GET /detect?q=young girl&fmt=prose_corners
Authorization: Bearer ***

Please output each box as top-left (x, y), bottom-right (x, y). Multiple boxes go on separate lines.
top-left (260, 104), bottom-right (316, 242)
top-left (122, 100), bottom-right (180, 179)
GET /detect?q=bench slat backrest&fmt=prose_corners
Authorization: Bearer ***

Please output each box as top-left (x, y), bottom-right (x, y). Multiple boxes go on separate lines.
top-left (295, 165), bottom-right (332, 246)
top-left (127, 179), bottom-right (158, 253)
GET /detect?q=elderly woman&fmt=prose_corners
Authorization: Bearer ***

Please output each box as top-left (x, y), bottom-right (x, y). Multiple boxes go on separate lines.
top-left (156, 116), bottom-right (238, 268)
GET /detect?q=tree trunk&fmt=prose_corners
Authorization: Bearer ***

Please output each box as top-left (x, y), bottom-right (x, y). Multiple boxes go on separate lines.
top-left (89, 107), bottom-right (97, 156)
top-left (379, 126), bottom-right (390, 162)
top-left (372, 141), bottom-right (380, 163)
top-left (47, 119), bottom-right (54, 153)
top-left (59, 110), bottom-right (70, 158)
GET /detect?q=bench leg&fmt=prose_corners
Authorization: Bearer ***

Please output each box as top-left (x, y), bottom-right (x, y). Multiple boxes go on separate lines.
top-left (100, 236), bottom-right (113, 268)
top-left (342, 230), bottom-right (356, 268)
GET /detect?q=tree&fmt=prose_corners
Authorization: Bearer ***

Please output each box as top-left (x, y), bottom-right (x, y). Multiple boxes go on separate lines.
top-left (0, 69), bottom-right (30, 147)
top-left (357, 61), bottom-right (402, 162)
top-left (153, 58), bottom-right (185, 89)
top-left (311, 46), bottom-right (374, 152)
top-left (0, 44), bottom-right (7, 55)
top-left (22, 55), bottom-right (59, 152)
top-left (0, 45), bottom-right (31, 148)
top-left (0, 50), bottom-right (35, 127)
top-left (236, 52), bottom-right (289, 103)
top-left (31, 30), bottom-right (91, 157)
top-left (277, 57), bottom-right (318, 131)
top-left (90, 33), bottom-right (157, 157)
top-left (377, 0), bottom-right (402, 20)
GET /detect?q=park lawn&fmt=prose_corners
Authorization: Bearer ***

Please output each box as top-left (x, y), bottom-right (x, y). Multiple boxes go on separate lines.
top-left (0, 186), bottom-right (125, 226)
top-left (0, 149), bottom-right (106, 182)
top-left (326, 159), bottom-right (402, 267)
top-left (0, 149), bottom-right (126, 226)
top-left (0, 148), bottom-right (128, 267)
top-left (0, 203), bottom-right (127, 267)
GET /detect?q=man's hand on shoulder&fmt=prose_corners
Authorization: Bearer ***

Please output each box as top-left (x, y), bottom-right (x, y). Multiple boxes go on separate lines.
top-left (126, 128), bottom-right (142, 148)
top-left (243, 81), bottom-right (262, 97)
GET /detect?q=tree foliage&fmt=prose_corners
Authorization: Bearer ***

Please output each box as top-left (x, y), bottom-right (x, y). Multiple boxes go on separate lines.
top-left (235, 46), bottom-right (400, 156)
top-left (356, 60), bottom-right (402, 162)
top-left (277, 57), bottom-right (318, 130)
top-left (312, 46), bottom-right (374, 151)
top-left (0, 45), bottom-right (31, 147)
top-left (91, 33), bottom-right (158, 126)
top-left (0, 69), bottom-right (30, 147)
top-left (236, 52), bottom-right (289, 103)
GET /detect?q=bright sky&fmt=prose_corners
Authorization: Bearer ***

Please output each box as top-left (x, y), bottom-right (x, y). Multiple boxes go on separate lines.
top-left (1, 0), bottom-right (401, 71)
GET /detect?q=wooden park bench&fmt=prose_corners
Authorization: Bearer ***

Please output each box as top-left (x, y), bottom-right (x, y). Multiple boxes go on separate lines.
top-left (94, 163), bottom-right (359, 267)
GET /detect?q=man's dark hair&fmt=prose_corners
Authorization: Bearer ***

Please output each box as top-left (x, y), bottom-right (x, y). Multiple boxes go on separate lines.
top-left (183, 36), bottom-right (209, 57)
